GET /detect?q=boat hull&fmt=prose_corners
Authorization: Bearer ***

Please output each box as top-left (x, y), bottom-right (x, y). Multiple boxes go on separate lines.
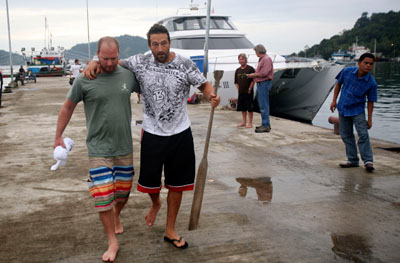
top-left (27, 65), bottom-right (64, 77)
top-left (191, 63), bottom-right (344, 123)
top-left (269, 64), bottom-right (343, 122)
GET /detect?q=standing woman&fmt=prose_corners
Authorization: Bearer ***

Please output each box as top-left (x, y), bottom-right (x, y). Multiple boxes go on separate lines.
top-left (234, 53), bottom-right (255, 128)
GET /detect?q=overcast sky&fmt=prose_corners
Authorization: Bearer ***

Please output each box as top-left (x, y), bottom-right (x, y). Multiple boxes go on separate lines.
top-left (1, 0), bottom-right (399, 56)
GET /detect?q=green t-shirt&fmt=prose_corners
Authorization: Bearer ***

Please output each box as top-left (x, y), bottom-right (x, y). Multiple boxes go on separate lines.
top-left (67, 66), bottom-right (139, 157)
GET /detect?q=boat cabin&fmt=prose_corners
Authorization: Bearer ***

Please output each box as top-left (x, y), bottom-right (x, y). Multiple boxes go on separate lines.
top-left (158, 16), bottom-right (254, 50)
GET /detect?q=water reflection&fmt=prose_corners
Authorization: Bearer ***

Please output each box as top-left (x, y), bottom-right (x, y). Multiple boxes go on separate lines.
top-left (331, 233), bottom-right (372, 262)
top-left (342, 174), bottom-right (372, 193)
top-left (236, 177), bottom-right (273, 204)
top-left (330, 173), bottom-right (375, 262)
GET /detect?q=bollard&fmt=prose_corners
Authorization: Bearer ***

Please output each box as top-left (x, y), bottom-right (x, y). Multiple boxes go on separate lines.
top-left (328, 116), bottom-right (340, 135)
top-left (3, 81), bottom-right (16, 93)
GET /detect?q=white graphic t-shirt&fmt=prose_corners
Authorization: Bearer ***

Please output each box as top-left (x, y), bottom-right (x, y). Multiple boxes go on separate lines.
top-left (122, 53), bottom-right (206, 136)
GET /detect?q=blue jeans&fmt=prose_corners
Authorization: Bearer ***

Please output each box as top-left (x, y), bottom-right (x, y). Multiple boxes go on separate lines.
top-left (257, 80), bottom-right (272, 127)
top-left (339, 112), bottom-right (373, 165)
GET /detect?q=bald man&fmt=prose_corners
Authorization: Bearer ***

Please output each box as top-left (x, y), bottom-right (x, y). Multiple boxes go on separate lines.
top-left (54, 36), bottom-right (139, 261)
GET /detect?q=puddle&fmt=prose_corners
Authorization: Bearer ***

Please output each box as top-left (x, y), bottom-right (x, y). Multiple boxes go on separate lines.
top-left (331, 233), bottom-right (372, 262)
top-left (236, 177), bottom-right (273, 204)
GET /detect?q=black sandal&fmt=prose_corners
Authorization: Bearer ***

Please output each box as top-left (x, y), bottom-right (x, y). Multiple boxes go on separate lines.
top-left (164, 236), bottom-right (189, 249)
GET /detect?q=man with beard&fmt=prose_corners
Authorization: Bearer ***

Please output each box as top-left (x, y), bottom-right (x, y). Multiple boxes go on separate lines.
top-left (85, 24), bottom-right (220, 249)
top-left (54, 37), bottom-right (139, 261)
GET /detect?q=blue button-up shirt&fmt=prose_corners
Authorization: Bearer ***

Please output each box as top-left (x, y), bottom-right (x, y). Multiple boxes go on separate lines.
top-left (336, 67), bottom-right (378, 117)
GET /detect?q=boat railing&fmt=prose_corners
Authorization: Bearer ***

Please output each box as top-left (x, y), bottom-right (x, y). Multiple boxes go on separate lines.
top-left (190, 53), bottom-right (320, 72)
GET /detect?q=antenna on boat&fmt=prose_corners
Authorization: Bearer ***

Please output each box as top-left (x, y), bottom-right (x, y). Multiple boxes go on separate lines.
top-left (202, 0), bottom-right (211, 78)
top-left (5, 0), bottom-right (15, 87)
top-left (44, 16), bottom-right (47, 49)
top-left (86, 0), bottom-right (91, 60)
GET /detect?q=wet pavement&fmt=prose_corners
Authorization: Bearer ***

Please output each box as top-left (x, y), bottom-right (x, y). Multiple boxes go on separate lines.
top-left (0, 77), bottom-right (399, 263)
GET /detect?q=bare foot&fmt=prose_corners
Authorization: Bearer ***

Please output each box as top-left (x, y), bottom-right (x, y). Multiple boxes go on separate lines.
top-left (237, 123), bottom-right (246, 127)
top-left (245, 124), bottom-right (253, 128)
top-left (145, 200), bottom-right (162, 226)
top-left (102, 241), bottom-right (119, 262)
top-left (114, 213), bottom-right (123, 234)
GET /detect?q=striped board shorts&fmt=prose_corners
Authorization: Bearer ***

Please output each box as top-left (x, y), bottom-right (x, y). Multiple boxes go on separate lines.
top-left (88, 153), bottom-right (134, 212)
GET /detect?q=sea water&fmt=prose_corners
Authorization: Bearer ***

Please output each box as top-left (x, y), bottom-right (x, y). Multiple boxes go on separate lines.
top-left (313, 61), bottom-right (400, 144)
top-left (1, 63), bottom-right (400, 144)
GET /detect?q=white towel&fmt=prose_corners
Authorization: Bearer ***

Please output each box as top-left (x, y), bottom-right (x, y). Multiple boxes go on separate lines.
top-left (50, 137), bottom-right (74, 171)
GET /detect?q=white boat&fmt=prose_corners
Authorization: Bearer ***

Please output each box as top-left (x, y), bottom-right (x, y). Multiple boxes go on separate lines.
top-left (157, 3), bottom-right (344, 122)
top-left (350, 43), bottom-right (370, 61)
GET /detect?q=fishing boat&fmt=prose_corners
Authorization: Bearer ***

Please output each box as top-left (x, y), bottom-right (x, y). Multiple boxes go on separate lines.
top-left (330, 51), bottom-right (355, 65)
top-left (157, 3), bottom-right (344, 122)
top-left (22, 47), bottom-right (66, 77)
top-left (330, 43), bottom-right (370, 65)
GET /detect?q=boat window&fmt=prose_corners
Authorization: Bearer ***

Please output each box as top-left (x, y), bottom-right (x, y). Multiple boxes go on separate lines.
top-left (164, 20), bottom-right (174, 32)
top-left (280, 68), bottom-right (301, 78)
top-left (185, 18), bottom-right (203, 30)
top-left (171, 37), bottom-right (254, 50)
top-left (164, 16), bottom-right (235, 31)
top-left (212, 17), bottom-right (234, 29)
top-left (174, 18), bottom-right (185, 31)
top-left (200, 18), bottom-right (219, 29)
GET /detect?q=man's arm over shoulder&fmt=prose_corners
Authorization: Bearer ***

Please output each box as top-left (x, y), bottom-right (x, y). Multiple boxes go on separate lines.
top-left (120, 54), bottom-right (142, 72)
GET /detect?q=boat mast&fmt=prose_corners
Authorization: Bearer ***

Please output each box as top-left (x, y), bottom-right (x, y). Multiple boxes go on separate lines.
top-left (203, 0), bottom-right (211, 78)
top-left (86, 0), bottom-right (91, 60)
top-left (44, 17), bottom-right (46, 49)
top-left (5, 0), bottom-right (15, 85)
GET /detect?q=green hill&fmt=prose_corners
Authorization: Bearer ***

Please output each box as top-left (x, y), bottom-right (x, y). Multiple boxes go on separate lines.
top-left (298, 11), bottom-right (400, 59)
top-left (0, 35), bottom-right (148, 65)
top-left (65, 35), bottom-right (148, 61)
top-left (0, 50), bottom-right (25, 65)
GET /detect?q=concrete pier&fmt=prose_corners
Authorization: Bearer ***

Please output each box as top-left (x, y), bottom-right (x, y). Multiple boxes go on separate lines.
top-left (0, 77), bottom-right (399, 262)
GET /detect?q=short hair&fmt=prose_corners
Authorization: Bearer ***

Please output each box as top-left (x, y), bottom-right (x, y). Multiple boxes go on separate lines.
top-left (74, 59), bottom-right (79, 63)
top-left (147, 23), bottom-right (170, 46)
top-left (97, 36), bottom-right (120, 53)
top-left (254, 44), bottom-right (266, 54)
top-left (359, 52), bottom-right (375, 63)
top-left (238, 53), bottom-right (247, 62)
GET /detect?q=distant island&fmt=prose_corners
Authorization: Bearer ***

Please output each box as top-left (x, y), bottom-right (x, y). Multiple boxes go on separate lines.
top-left (1, 10), bottom-right (399, 65)
top-left (64, 34), bottom-right (148, 62)
top-left (295, 10), bottom-right (400, 59)
top-left (0, 35), bottom-right (148, 65)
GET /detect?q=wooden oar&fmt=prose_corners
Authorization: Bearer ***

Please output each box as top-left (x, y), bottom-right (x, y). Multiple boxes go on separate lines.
top-left (189, 70), bottom-right (224, 231)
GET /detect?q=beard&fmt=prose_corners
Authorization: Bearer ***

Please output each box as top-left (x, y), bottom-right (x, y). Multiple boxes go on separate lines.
top-left (153, 51), bottom-right (169, 63)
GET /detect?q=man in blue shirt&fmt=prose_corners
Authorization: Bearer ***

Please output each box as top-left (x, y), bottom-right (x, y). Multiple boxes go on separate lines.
top-left (330, 53), bottom-right (378, 172)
